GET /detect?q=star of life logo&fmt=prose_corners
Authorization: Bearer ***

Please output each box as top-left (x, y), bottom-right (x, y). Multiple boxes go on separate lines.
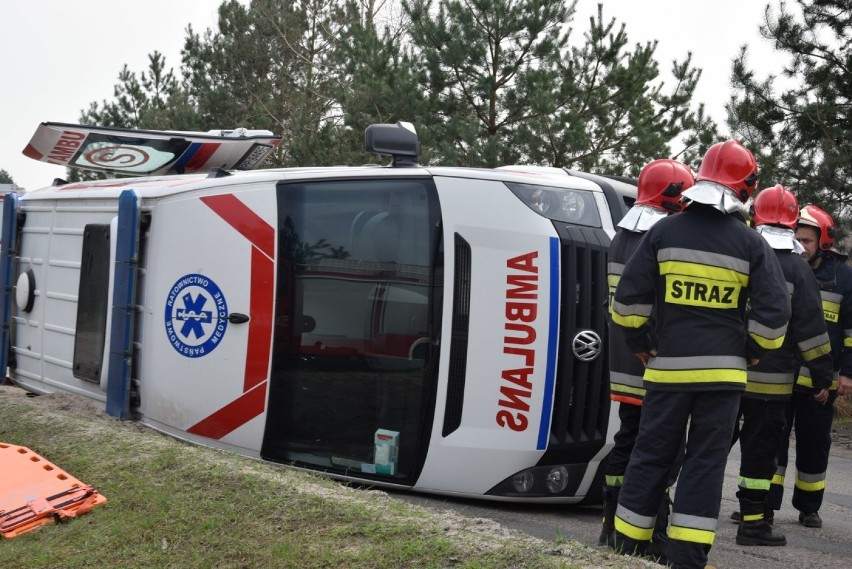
top-left (164, 274), bottom-right (228, 358)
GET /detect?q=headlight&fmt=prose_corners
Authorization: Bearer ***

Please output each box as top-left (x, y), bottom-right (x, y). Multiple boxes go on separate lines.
top-left (487, 463), bottom-right (587, 498)
top-left (545, 466), bottom-right (570, 493)
top-left (505, 182), bottom-right (600, 226)
top-left (511, 471), bottom-right (535, 493)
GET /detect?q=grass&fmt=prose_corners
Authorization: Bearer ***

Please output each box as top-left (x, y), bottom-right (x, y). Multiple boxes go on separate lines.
top-left (835, 393), bottom-right (852, 420)
top-left (0, 387), bottom-right (634, 569)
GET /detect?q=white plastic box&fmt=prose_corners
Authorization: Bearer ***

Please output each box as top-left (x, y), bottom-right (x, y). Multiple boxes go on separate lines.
top-left (374, 429), bottom-right (400, 475)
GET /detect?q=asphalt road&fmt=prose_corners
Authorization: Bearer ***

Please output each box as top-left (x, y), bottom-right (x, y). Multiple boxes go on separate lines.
top-left (391, 441), bottom-right (852, 568)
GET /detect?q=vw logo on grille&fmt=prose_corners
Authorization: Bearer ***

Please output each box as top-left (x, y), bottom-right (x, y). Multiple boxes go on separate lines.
top-left (572, 330), bottom-right (602, 362)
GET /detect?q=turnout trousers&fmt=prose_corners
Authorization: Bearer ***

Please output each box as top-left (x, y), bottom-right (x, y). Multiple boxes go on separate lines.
top-left (736, 398), bottom-right (787, 514)
top-left (606, 402), bottom-right (685, 486)
top-left (768, 391), bottom-right (836, 514)
top-left (613, 389), bottom-right (740, 569)
top-left (605, 402), bottom-right (642, 485)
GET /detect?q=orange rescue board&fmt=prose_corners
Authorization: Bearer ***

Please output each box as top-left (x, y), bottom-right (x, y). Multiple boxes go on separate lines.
top-left (0, 442), bottom-right (107, 539)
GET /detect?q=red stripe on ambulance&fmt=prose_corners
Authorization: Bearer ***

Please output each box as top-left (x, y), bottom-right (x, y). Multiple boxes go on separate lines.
top-left (245, 248), bottom-right (274, 391)
top-left (187, 382), bottom-right (268, 439)
top-left (496, 251), bottom-right (539, 432)
top-left (200, 194), bottom-right (275, 258)
top-left (22, 144), bottom-right (43, 161)
top-left (188, 195), bottom-right (276, 439)
top-left (183, 143), bottom-right (221, 172)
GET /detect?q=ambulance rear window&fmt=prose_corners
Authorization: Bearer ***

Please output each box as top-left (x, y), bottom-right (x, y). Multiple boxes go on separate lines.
top-left (73, 224), bottom-right (111, 382)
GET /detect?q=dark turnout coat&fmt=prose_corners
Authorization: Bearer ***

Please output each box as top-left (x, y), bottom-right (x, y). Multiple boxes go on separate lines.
top-left (611, 204), bottom-right (792, 391)
top-left (746, 248), bottom-right (832, 399)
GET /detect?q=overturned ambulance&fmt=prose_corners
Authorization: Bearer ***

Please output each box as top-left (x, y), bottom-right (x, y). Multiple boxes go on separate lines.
top-left (1, 121), bottom-right (634, 503)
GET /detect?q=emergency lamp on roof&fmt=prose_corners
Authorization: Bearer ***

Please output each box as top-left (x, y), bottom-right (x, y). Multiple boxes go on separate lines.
top-left (364, 122), bottom-right (420, 167)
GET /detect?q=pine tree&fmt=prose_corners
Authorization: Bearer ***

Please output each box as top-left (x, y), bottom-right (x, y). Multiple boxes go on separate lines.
top-left (77, 0), bottom-right (719, 176)
top-left (80, 52), bottom-right (195, 131)
top-left (728, 0), bottom-right (851, 217)
top-left (517, 3), bottom-right (717, 176)
top-left (331, 0), bottom-right (429, 164)
top-left (403, 0), bottom-right (575, 167)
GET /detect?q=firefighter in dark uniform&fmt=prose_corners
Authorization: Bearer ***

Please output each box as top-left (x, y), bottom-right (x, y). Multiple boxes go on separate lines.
top-left (601, 159), bottom-right (694, 552)
top-left (731, 185), bottom-right (833, 546)
top-left (768, 204), bottom-right (852, 528)
top-left (609, 140), bottom-right (791, 569)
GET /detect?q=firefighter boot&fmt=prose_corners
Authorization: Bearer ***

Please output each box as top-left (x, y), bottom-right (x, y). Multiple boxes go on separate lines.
top-left (731, 505), bottom-right (774, 525)
top-left (735, 500), bottom-right (786, 546)
top-left (598, 485), bottom-right (619, 546)
top-left (646, 491), bottom-right (671, 563)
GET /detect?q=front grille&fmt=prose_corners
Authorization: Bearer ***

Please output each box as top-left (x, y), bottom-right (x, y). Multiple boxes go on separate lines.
top-left (542, 224), bottom-right (611, 464)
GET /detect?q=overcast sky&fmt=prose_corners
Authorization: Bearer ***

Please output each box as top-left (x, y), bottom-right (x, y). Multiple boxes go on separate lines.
top-left (1, 0), bottom-right (790, 191)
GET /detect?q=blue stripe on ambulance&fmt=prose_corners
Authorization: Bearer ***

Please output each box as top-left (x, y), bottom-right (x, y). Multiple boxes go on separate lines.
top-left (537, 237), bottom-right (560, 450)
top-left (172, 142), bottom-right (203, 171)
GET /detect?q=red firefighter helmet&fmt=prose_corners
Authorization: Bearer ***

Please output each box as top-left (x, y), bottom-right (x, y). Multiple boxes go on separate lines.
top-left (798, 204), bottom-right (836, 250)
top-left (635, 159), bottom-right (694, 213)
top-left (751, 185), bottom-right (798, 230)
top-left (696, 140), bottom-right (759, 201)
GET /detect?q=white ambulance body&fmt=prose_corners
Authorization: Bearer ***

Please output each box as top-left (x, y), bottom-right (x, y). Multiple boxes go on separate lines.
top-left (1, 122), bottom-right (634, 503)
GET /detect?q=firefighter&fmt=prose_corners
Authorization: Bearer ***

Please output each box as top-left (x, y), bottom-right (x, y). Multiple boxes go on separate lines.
top-left (730, 185), bottom-right (832, 546)
top-left (601, 159), bottom-right (694, 553)
top-left (609, 140), bottom-right (791, 569)
top-left (768, 204), bottom-right (852, 528)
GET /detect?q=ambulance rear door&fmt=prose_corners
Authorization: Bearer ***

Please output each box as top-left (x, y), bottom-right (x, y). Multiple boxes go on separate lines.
top-left (139, 180), bottom-right (278, 456)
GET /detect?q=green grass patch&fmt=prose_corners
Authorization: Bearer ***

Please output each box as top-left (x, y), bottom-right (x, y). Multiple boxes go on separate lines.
top-left (0, 387), bottom-right (621, 568)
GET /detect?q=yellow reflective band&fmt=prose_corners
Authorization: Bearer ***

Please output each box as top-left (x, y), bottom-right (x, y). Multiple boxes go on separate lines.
top-left (771, 474), bottom-right (785, 485)
top-left (607, 276), bottom-right (619, 315)
top-left (743, 513), bottom-right (763, 522)
top-left (664, 274), bottom-right (742, 309)
top-left (795, 478), bottom-right (826, 492)
top-left (605, 475), bottom-right (624, 487)
top-left (614, 517), bottom-right (654, 541)
top-left (659, 260), bottom-right (749, 285)
top-left (796, 376), bottom-right (839, 390)
top-left (745, 382), bottom-right (793, 396)
top-left (645, 368), bottom-right (746, 384)
top-left (668, 525), bottom-right (715, 545)
top-left (823, 300), bottom-right (840, 323)
top-left (802, 343), bottom-right (832, 361)
top-left (845, 337), bottom-right (852, 348)
top-left (612, 311), bottom-right (649, 329)
top-left (611, 383), bottom-right (646, 396)
top-left (750, 331), bottom-right (785, 350)
top-left (738, 476), bottom-right (771, 490)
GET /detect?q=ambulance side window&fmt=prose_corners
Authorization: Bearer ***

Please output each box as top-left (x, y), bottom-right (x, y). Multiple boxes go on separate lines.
top-left (73, 224), bottom-right (110, 382)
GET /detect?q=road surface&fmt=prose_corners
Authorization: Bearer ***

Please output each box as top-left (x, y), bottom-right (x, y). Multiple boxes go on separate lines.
top-left (392, 437), bottom-right (852, 568)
